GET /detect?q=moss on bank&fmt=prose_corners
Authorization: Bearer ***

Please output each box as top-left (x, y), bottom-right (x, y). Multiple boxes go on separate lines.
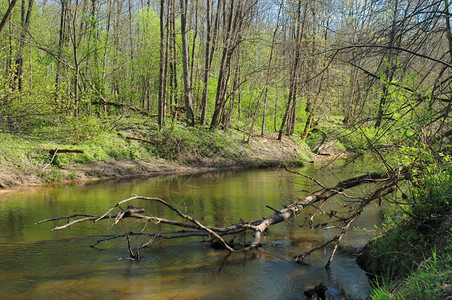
top-left (0, 116), bottom-right (312, 188)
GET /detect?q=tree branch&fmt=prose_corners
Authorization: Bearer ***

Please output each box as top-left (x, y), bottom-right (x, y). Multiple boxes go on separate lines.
top-left (37, 169), bottom-right (409, 264)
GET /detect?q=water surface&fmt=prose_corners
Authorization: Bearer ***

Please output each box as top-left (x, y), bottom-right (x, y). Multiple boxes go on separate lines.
top-left (0, 157), bottom-right (383, 299)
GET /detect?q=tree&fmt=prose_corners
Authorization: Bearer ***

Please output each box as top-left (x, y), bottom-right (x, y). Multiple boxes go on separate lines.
top-left (13, 0), bottom-right (34, 91)
top-left (158, 0), bottom-right (168, 130)
top-left (55, 0), bottom-right (68, 90)
top-left (210, 0), bottom-right (256, 129)
top-left (38, 165), bottom-right (410, 268)
top-left (199, 0), bottom-right (219, 125)
top-left (179, 0), bottom-right (195, 126)
top-left (0, 0), bottom-right (18, 34)
top-left (374, 0), bottom-right (401, 128)
top-left (168, 0), bottom-right (179, 118)
top-left (260, 0), bottom-right (284, 136)
top-left (278, 0), bottom-right (306, 140)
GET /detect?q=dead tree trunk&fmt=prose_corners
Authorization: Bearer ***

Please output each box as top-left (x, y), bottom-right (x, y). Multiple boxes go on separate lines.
top-left (38, 168), bottom-right (408, 266)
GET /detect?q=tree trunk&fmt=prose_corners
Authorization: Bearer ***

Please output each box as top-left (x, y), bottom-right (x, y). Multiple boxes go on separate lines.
top-left (210, 0), bottom-right (244, 129)
top-left (55, 0), bottom-right (68, 90)
top-left (343, 63), bottom-right (359, 125)
top-left (168, 0), bottom-right (178, 116)
top-left (200, 0), bottom-right (216, 125)
top-left (189, 0), bottom-right (198, 94)
top-left (222, 51), bottom-right (240, 129)
top-left (278, 1), bottom-right (305, 140)
top-left (261, 0), bottom-right (283, 136)
top-left (127, 0), bottom-right (134, 90)
top-left (302, 73), bottom-right (325, 141)
top-left (13, 0), bottom-right (34, 91)
top-left (158, 0), bottom-right (167, 130)
top-left (39, 169), bottom-right (407, 266)
top-left (179, 0), bottom-right (195, 126)
top-left (0, 0), bottom-right (18, 34)
top-left (443, 0), bottom-right (452, 63)
top-left (71, 0), bottom-right (80, 117)
top-left (375, 0), bottom-right (399, 128)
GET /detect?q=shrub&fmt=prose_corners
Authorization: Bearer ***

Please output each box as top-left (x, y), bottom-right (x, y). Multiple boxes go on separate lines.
top-left (364, 155), bottom-right (452, 281)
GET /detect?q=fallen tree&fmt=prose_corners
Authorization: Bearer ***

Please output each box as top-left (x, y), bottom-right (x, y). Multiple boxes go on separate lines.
top-left (37, 167), bottom-right (409, 266)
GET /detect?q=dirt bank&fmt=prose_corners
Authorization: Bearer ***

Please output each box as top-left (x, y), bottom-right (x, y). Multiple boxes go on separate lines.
top-left (0, 133), bottom-right (313, 189)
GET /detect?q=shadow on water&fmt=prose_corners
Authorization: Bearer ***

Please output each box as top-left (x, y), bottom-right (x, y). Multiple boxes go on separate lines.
top-left (0, 156), bottom-right (383, 299)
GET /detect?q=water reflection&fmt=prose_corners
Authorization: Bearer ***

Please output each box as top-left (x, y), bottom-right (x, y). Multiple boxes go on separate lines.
top-left (0, 156), bottom-right (383, 299)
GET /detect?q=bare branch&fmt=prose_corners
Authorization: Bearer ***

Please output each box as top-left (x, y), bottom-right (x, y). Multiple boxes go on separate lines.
top-left (330, 45), bottom-right (452, 69)
top-left (283, 165), bottom-right (327, 189)
top-left (37, 169), bottom-right (409, 265)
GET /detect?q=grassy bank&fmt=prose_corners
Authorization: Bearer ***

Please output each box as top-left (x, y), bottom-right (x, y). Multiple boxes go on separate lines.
top-left (0, 116), bottom-right (312, 188)
top-left (2, 114), bottom-right (450, 299)
top-left (357, 160), bottom-right (452, 299)
top-left (305, 118), bottom-right (452, 299)
top-left (371, 248), bottom-right (451, 299)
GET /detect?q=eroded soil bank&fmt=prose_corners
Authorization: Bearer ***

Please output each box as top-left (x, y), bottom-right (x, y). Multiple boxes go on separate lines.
top-left (0, 132), bottom-right (316, 190)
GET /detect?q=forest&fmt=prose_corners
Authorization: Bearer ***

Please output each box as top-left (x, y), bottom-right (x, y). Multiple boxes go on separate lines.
top-left (1, 0), bottom-right (451, 298)
top-left (0, 0), bottom-right (449, 139)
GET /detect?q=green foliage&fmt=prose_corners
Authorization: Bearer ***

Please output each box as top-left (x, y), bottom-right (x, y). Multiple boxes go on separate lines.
top-left (304, 117), bottom-right (349, 152)
top-left (411, 164), bottom-right (451, 221)
top-left (337, 123), bottom-right (398, 150)
top-left (32, 116), bottom-right (107, 145)
top-left (0, 133), bottom-right (31, 166)
top-left (371, 277), bottom-right (393, 300)
top-left (38, 168), bottom-right (64, 184)
top-left (288, 134), bottom-right (315, 160)
top-left (67, 172), bottom-right (77, 180)
top-left (1, 118), bottom-right (150, 175)
top-left (399, 250), bottom-right (452, 299)
top-left (368, 222), bottom-right (424, 278)
top-left (368, 161), bottom-right (452, 298)
top-left (372, 249), bottom-right (452, 299)
top-left (0, 69), bottom-right (71, 134)
top-left (150, 123), bottom-right (245, 163)
top-left (367, 155), bottom-right (452, 286)
top-left (306, 128), bottom-right (326, 150)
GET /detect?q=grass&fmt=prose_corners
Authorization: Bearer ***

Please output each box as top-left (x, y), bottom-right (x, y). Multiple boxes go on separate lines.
top-left (365, 161), bottom-right (452, 299)
top-left (0, 115), bottom-right (311, 185)
top-left (149, 123), bottom-right (248, 162)
top-left (372, 249), bottom-right (452, 299)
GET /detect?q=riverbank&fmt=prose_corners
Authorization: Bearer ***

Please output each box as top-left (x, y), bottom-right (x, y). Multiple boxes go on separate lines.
top-left (358, 160), bottom-right (452, 299)
top-left (361, 214), bottom-right (451, 299)
top-left (0, 119), bottom-right (314, 189)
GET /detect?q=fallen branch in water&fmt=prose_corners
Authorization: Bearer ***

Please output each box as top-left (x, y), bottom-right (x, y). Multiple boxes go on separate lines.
top-left (37, 168), bottom-right (408, 265)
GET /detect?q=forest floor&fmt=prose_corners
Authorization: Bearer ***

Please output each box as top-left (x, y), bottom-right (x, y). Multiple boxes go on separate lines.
top-left (0, 120), bottom-right (320, 189)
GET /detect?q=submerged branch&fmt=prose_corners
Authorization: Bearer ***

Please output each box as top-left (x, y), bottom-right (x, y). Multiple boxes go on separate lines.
top-left (37, 168), bottom-right (408, 264)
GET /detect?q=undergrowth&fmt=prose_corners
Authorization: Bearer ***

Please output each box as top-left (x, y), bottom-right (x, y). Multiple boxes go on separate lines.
top-left (0, 115), bottom-right (309, 184)
top-left (150, 124), bottom-right (247, 162)
top-left (371, 249), bottom-right (452, 299)
top-left (361, 153), bottom-right (452, 299)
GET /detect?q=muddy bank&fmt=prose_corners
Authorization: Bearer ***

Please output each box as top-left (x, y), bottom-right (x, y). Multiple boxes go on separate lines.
top-left (0, 133), bottom-right (314, 189)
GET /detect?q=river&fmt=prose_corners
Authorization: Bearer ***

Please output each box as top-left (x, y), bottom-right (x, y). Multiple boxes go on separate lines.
top-left (0, 156), bottom-right (383, 299)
